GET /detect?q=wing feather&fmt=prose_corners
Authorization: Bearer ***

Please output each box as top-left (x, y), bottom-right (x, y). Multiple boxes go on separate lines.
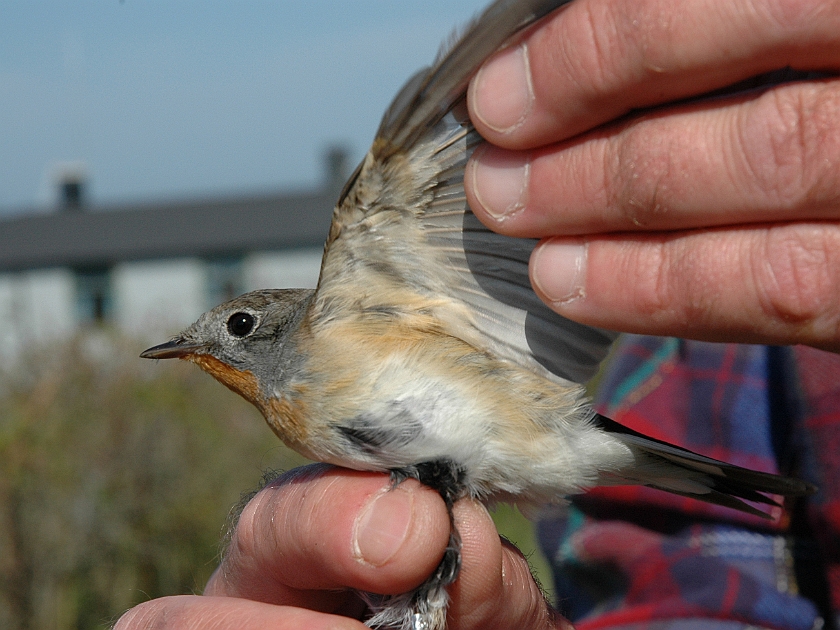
top-left (317, 0), bottom-right (615, 384)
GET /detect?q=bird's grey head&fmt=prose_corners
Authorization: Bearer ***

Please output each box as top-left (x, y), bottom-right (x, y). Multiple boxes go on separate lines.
top-left (141, 288), bottom-right (314, 405)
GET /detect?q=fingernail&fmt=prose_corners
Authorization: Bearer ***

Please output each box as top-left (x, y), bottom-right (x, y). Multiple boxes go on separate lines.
top-left (469, 145), bottom-right (530, 220)
top-left (471, 43), bottom-right (533, 133)
top-left (353, 488), bottom-right (413, 567)
top-left (532, 239), bottom-right (587, 304)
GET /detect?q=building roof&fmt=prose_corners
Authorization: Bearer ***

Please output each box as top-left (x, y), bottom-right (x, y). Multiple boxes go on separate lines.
top-left (0, 189), bottom-right (336, 272)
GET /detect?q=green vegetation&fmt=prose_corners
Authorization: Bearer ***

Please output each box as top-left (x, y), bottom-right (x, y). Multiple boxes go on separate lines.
top-left (0, 333), bottom-right (304, 629)
top-left (0, 332), bottom-right (553, 629)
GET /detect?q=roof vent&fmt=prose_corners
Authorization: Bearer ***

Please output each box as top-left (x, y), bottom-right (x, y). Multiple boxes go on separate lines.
top-left (54, 163), bottom-right (88, 212)
top-left (324, 146), bottom-right (350, 199)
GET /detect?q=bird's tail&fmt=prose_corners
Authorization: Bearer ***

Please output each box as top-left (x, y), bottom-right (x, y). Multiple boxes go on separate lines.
top-left (594, 414), bottom-right (816, 518)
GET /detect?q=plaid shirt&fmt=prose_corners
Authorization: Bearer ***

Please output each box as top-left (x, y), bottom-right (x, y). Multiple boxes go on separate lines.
top-left (539, 336), bottom-right (840, 630)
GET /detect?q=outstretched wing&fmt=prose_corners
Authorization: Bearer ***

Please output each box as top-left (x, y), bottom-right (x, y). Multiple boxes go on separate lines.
top-left (314, 0), bottom-right (615, 385)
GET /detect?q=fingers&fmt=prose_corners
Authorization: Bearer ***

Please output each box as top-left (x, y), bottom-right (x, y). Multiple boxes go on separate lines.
top-left (208, 465), bottom-right (568, 629)
top-left (464, 0), bottom-right (840, 350)
top-left (468, 0), bottom-right (840, 149)
top-left (113, 596), bottom-right (366, 630)
top-left (530, 223), bottom-right (840, 351)
top-left (114, 466), bottom-right (570, 630)
top-left (208, 466), bottom-right (568, 630)
top-left (466, 79), bottom-right (840, 237)
top-left (447, 500), bottom-right (571, 630)
top-left (205, 465), bottom-right (451, 613)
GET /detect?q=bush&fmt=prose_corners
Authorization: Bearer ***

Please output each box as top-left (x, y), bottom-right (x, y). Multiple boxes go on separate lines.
top-left (0, 332), bottom-right (306, 630)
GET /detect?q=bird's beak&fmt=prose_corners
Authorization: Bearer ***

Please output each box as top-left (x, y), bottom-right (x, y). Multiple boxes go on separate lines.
top-left (140, 338), bottom-right (206, 360)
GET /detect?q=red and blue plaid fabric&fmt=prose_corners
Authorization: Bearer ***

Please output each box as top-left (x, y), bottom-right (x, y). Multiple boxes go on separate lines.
top-left (538, 336), bottom-right (840, 630)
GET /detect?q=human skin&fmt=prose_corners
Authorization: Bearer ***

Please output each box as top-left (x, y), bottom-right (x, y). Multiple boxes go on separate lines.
top-left (464, 0), bottom-right (840, 352)
top-left (113, 466), bottom-right (570, 630)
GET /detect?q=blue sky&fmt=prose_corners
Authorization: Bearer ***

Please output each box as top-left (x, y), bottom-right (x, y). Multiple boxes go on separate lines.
top-left (1, 0), bottom-right (489, 215)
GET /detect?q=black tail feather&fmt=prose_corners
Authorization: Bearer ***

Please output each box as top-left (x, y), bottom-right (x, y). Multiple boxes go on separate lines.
top-left (594, 414), bottom-right (816, 518)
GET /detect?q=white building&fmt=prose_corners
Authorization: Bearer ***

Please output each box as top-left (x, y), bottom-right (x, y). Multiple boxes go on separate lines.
top-left (0, 151), bottom-right (348, 358)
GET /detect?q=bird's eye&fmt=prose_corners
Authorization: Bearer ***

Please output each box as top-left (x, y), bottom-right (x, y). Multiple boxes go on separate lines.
top-left (227, 312), bottom-right (255, 337)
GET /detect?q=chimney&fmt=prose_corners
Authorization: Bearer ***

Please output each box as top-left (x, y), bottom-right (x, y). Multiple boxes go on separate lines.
top-left (323, 146), bottom-right (350, 200)
top-left (54, 163), bottom-right (88, 212)
top-left (62, 177), bottom-right (84, 211)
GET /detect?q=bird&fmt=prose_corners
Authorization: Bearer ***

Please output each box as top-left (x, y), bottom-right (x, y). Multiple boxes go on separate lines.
top-left (141, 1), bottom-right (815, 628)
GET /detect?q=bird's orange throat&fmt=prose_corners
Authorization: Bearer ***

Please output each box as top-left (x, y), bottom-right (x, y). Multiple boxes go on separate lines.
top-left (185, 353), bottom-right (264, 408)
top-left (183, 353), bottom-right (310, 445)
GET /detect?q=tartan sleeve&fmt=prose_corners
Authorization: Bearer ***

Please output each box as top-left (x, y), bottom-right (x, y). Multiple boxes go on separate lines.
top-left (538, 336), bottom-right (836, 629)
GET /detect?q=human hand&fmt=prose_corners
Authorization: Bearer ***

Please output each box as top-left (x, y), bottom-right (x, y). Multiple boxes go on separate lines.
top-left (465, 0), bottom-right (840, 352)
top-left (114, 465), bottom-right (569, 630)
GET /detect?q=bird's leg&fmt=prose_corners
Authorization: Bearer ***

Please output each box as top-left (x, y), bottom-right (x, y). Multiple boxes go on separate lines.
top-left (361, 460), bottom-right (468, 630)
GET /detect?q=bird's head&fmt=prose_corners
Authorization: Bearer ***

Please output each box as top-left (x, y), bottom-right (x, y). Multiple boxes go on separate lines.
top-left (141, 288), bottom-right (314, 407)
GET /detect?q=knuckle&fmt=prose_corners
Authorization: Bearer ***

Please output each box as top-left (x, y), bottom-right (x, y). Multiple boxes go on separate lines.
top-left (665, 241), bottom-right (721, 328)
top-left (613, 0), bottom-right (682, 76)
top-left (618, 238), bottom-right (675, 317)
top-left (610, 121), bottom-right (676, 229)
top-left (751, 224), bottom-right (840, 336)
top-left (545, 0), bottom-right (674, 102)
top-left (737, 83), bottom-right (840, 210)
top-left (802, 85), bottom-right (840, 209)
top-left (543, 1), bottom-right (620, 99)
top-left (624, 236), bottom-right (723, 329)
